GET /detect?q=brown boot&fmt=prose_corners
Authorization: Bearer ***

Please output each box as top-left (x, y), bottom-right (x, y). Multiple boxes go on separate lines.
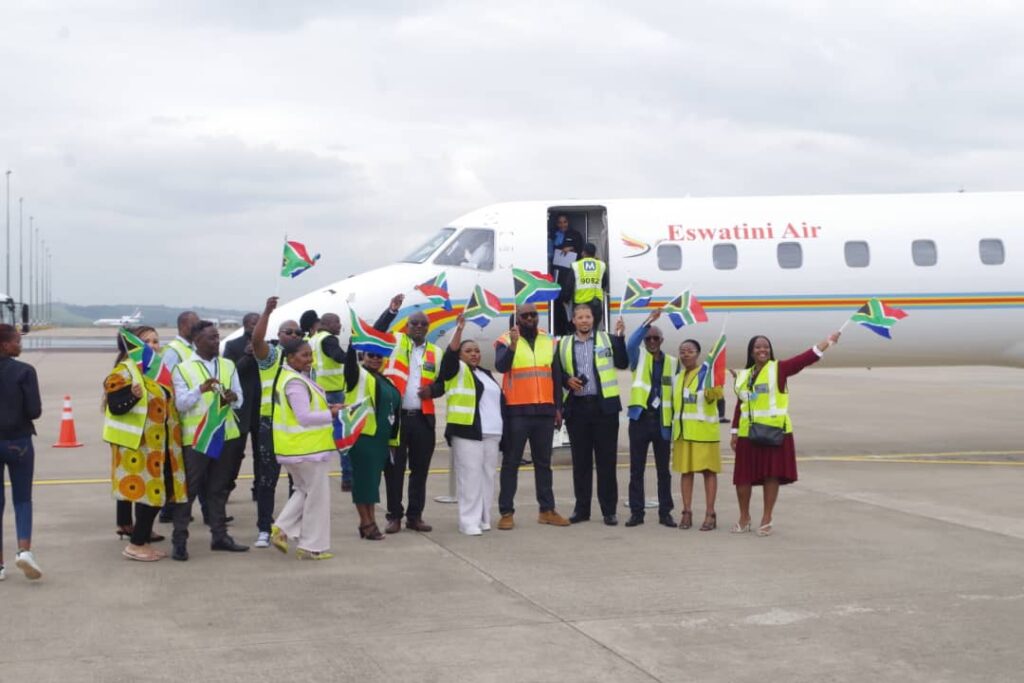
top-left (497, 513), bottom-right (515, 530)
top-left (384, 518), bottom-right (402, 534)
top-left (406, 518), bottom-right (433, 532)
top-left (538, 510), bottom-right (570, 527)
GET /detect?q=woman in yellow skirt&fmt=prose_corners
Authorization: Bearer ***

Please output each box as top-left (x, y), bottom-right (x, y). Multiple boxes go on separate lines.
top-left (669, 339), bottom-right (723, 531)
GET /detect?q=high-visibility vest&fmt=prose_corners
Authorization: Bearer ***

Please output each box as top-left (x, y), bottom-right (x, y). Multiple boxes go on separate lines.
top-left (345, 367), bottom-right (400, 446)
top-left (734, 361), bottom-right (791, 437)
top-left (571, 257), bottom-right (606, 303)
top-left (176, 357), bottom-right (241, 446)
top-left (557, 332), bottom-right (620, 402)
top-left (629, 347), bottom-right (677, 429)
top-left (258, 350), bottom-right (285, 418)
top-left (310, 330), bottom-right (346, 391)
top-left (671, 367), bottom-right (720, 442)
top-left (497, 331), bottom-right (555, 406)
top-left (444, 362), bottom-right (478, 426)
top-left (272, 367), bottom-right (336, 458)
top-left (383, 333), bottom-right (440, 414)
top-left (102, 361), bottom-right (149, 449)
top-left (164, 338), bottom-right (192, 369)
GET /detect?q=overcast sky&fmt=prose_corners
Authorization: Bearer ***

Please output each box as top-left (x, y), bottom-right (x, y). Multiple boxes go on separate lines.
top-left (2, 1), bottom-right (1022, 309)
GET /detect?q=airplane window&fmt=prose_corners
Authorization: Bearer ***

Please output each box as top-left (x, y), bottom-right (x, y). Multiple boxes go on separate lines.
top-left (713, 243), bottom-right (737, 270)
top-left (912, 239), bottom-right (937, 267)
top-left (777, 242), bottom-right (803, 269)
top-left (979, 239), bottom-right (1005, 265)
top-left (844, 241), bottom-right (870, 267)
top-left (402, 228), bottom-right (456, 264)
top-left (433, 228), bottom-right (495, 271)
top-left (657, 244), bottom-right (682, 271)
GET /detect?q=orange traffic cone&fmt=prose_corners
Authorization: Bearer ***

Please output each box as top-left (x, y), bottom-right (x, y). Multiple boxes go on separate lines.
top-left (53, 395), bottom-right (84, 448)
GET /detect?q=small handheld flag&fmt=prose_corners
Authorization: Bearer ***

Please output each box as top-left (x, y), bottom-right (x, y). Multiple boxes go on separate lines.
top-left (119, 328), bottom-right (173, 390)
top-left (414, 273), bottom-right (453, 311)
top-left (464, 284), bottom-right (503, 328)
top-left (281, 240), bottom-right (321, 279)
top-left (663, 290), bottom-right (709, 329)
top-left (697, 333), bottom-right (727, 391)
top-left (349, 310), bottom-right (397, 356)
top-left (333, 400), bottom-right (372, 454)
top-left (621, 277), bottom-right (663, 311)
top-left (193, 398), bottom-right (231, 459)
top-left (513, 268), bottom-right (561, 305)
top-left (848, 298), bottom-right (908, 339)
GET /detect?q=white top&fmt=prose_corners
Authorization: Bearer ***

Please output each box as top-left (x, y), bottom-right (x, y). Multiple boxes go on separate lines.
top-left (162, 335), bottom-right (192, 372)
top-left (172, 355), bottom-right (244, 413)
top-left (474, 368), bottom-right (503, 436)
top-left (402, 344), bottom-right (425, 410)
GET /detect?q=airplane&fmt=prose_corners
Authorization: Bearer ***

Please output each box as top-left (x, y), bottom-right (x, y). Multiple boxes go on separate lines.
top-left (93, 308), bottom-right (143, 327)
top-left (229, 191), bottom-right (1024, 368)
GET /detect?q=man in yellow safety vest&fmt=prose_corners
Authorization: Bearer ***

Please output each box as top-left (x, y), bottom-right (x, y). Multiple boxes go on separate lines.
top-left (568, 242), bottom-right (609, 330)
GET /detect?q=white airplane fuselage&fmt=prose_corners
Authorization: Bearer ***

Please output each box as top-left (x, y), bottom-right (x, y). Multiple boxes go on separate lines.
top-left (248, 192), bottom-right (1024, 368)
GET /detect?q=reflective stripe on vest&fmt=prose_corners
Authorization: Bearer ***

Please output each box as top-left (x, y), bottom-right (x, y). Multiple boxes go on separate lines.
top-left (734, 361), bottom-right (791, 437)
top-left (272, 368), bottom-right (336, 457)
top-left (571, 258), bottom-right (606, 303)
top-left (164, 339), bottom-right (192, 369)
top-left (558, 332), bottom-right (620, 401)
top-left (258, 351), bottom-right (285, 417)
top-left (499, 332), bottom-right (555, 405)
top-left (102, 361), bottom-right (149, 449)
top-left (629, 347), bottom-right (677, 427)
top-left (444, 363), bottom-right (477, 425)
top-left (671, 368), bottom-right (720, 442)
top-left (177, 357), bottom-right (241, 446)
top-left (383, 334), bottom-right (439, 414)
top-left (310, 330), bottom-right (346, 391)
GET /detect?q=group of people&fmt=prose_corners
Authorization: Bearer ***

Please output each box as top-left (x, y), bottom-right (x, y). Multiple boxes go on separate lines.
top-left (93, 288), bottom-right (841, 566)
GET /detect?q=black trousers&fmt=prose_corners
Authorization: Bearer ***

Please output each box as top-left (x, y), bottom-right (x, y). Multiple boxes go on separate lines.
top-left (627, 414), bottom-right (674, 516)
top-left (565, 398), bottom-right (619, 517)
top-left (498, 414), bottom-right (556, 515)
top-left (385, 412), bottom-right (436, 521)
top-left (172, 438), bottom-right (243, 545)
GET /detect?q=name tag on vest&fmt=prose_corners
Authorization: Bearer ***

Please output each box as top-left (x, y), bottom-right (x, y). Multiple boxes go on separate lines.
top-left (423, 362), bottom-right (436, 373)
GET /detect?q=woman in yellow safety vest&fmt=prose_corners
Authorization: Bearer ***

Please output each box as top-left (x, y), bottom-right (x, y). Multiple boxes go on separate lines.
top-left (102, 326), bottom-right (187, 562)
top-left (269, 340), bottom-right (342, 560)
top-left (436, 314), bottom-right (504, 536)
top-left (343, 343), bottom-right (402, 540)
top-left (669, 339), bottom-right (725, 531)
top-left (729, 331), bottom-right (840, 537)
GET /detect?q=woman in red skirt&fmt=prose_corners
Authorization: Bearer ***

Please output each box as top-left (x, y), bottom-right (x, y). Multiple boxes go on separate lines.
top-left (729, 331), bottom-right (840, 536)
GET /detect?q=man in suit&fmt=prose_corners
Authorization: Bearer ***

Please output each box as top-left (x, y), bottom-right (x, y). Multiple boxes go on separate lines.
top-left (223, 312), bottom-right (261, 502)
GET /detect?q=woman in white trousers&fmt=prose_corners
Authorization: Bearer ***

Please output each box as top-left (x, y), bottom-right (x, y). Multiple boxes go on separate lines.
top-left (437, 315), bottom-right (504, 536)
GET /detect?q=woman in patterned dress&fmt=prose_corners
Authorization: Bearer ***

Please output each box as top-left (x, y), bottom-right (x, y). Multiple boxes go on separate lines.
top-left (103, 326), bottom-right (188, 561)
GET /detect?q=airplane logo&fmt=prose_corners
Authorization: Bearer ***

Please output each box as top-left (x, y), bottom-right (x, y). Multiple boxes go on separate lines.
top-left (620, 232), bottom-right (651, 258)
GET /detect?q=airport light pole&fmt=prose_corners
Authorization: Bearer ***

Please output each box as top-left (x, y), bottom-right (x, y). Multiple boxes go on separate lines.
top-left (18, 197), bottom-right (23, 305)
top-left (40, 238), bottom-right (46, 324)
top-left (28, 217), bottom-right (33, 321)
top-left (47, 248), bottom-right (52, 322)
top-left (4, 169), bottom-right (10, 296)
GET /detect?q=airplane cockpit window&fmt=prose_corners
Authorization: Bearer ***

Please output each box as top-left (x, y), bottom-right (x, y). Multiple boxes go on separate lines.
top-left (433, 228), bottom-right (495, 271)
top-left (657, 244), bottom-right (682, 271)
top-left (912, 239), bottom-right (938, 267)
top-left (844, 241), bottom-right (870, 267)
top-left (777, 242), bottom-right (803, 269)
top-left (979, 239), bottom-right (1005, 265)
top-left (402, 228), bottom-right (456, 264)
top-left (713, 243), bottom-right (738, 270)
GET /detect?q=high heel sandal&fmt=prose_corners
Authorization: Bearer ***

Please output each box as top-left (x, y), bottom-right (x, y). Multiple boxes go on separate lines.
top-left (700, 513), bottom-right (717, 531)
top-left (678, 510), bottom-right (693, 530)
top-left (359, 523), bottom-right (385, 541)
top-left (116, 526), bottom-right (133, 540)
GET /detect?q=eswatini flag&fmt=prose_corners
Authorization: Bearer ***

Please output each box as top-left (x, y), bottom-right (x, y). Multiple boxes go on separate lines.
top-left (348, 310), bottom-right (397, 356)
top-left (513, 268), bottom-right (561, 305)
top-left (414, 272), bottom-right (452, 311)
top-left (464, 284), bottom-right (503, 328)
top-left (193, 399), bottom-right (231, 458)
top-left (281, 240), bottom-right (321, 278)
top-left (850, 298), bottom-right (908, 339)
top-left (621, 277), bottom-right (662, 311)
top-left (333, 400), bottom-right (372, 454)
top-left (664, 290), bottom-right (709, 329)
top-left (697, 333), bottom-right (726, 391)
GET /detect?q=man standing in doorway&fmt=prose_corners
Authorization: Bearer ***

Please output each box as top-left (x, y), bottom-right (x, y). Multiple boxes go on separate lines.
top-left (568, 243), bottom-right (609, 330)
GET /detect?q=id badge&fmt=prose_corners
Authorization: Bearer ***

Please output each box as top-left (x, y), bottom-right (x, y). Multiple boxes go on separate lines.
top-left (423, 362), bottom-right (436, 373)
top-left (651, 396), bottom-right (661, 409)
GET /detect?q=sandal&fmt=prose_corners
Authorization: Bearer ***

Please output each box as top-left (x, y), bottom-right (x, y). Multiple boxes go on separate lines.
top-left (270, 525), bottom-right (289, 554)
top-left (700, 513), bottom-right (717, 531)
top-left (360, 523), bottom-right (385, 541)
top-left (122, 546), bottom-right (161, 562)
top-left (730, 521), bottom-right (751, 534)
top-left (757, 522), bottom-right (773, 537)
top-left (116, 525), bottom-right (133, 540)
top-left (296, 549), bottom-right (335, 560)
top-left (678, 510), bottom-right (693, 530)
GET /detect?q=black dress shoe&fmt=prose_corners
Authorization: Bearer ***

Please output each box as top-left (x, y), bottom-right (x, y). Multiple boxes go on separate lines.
top-left (603, 515), bottom-right (618, 526)
top-left (659, 514), bottom-right (677, 528)
top-left (211, 536), bottom-right (249, 552)
top-left (171, 543), bottom-right (189, 561)
top-left (569, 512), bottom-right (590, 524)
top-left (624, 513), bottom-right (644, 527)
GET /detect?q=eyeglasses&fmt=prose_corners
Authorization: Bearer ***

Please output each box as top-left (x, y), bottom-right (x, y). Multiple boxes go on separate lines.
top-left (365, 352), bottom-right (383, 359)
top-left (280, 328), bottom-right (301, 336)
top-left (518, 312), bottom-right (538, 319)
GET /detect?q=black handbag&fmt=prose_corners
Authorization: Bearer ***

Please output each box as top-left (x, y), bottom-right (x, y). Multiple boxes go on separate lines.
top-left (747, 422), bottom-right (785, 447)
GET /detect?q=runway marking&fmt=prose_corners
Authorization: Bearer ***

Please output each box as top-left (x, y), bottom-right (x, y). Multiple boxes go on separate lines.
top-left (21, 449), bottom-right (1024, 486)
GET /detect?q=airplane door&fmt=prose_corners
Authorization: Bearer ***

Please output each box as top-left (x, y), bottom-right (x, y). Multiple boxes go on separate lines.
top-left (547, 205), bottom-right (610, 333)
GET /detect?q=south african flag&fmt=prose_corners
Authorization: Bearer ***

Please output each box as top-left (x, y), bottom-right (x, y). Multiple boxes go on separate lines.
top-left (464, 284), bottom-right (503, 328)
top-left (193, 398), bottom-right (231, 458)
top-left (621, 277), bottom-right (662, 311)
top-left (849, 298), bottom-right (908, 339)
top-left (414, 272), bottom-right (452, 311)
top-left (333, 400), bottom-right (372, 454)
top-left (281, 240), bottom-right (320, 279)
top-left (663, 290), bottom-right (709, 330)
top-left (513, 268), bottom-right (561, 305)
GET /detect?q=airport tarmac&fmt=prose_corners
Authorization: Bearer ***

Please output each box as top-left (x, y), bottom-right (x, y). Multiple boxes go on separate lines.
top-left (3, 347), bottom-right (1024, 682)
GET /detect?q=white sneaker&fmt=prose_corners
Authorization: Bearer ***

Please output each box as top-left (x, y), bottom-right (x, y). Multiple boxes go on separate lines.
top-left (16, 550), bottom-right (42, 580)
top-left (254, 532), bottom-right (271, 548)
top-left (0, 565), bottom-right (6, 581)
top-left (460, 526), bottom-right (483, 536)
